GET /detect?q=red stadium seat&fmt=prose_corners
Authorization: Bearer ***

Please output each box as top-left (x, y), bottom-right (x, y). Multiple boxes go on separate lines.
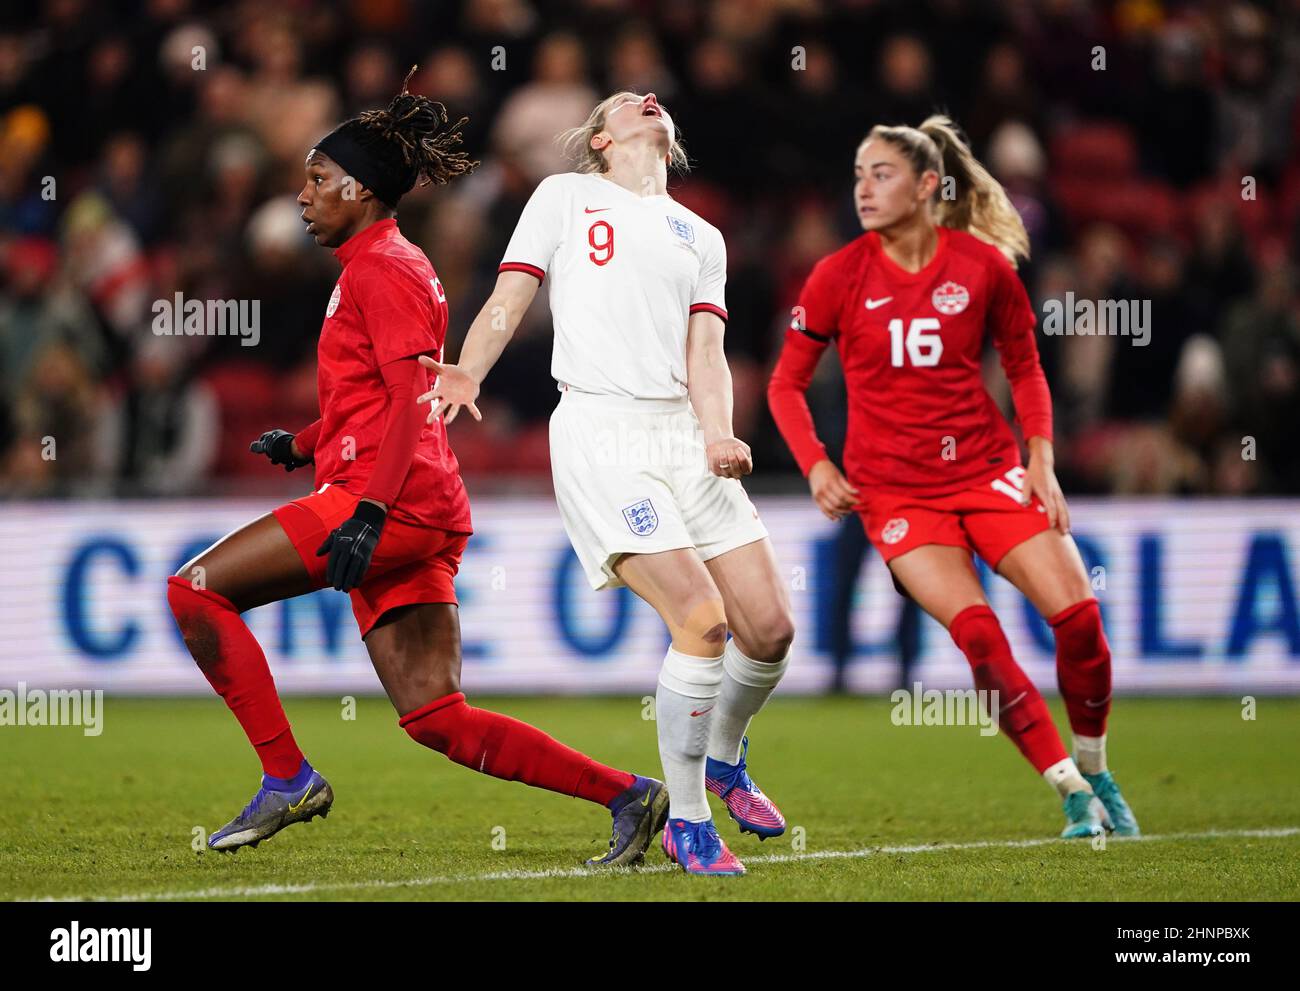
top-left (1050, 123), bottom-right (1140, 181)
top-left (202, 362), bottom-right (282, 478)
top-left (501, 422), bottom-right (554, 476)
top-left (1052, 175), bottom-right (1184, 242)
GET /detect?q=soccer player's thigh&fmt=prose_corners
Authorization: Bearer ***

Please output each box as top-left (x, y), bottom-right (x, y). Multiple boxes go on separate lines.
top-left (363, 602), bottom-right (462, 715)
top-left (703, 538), bottom-right (794, 661)
top-left (175, 513), bottom-right (315, 612)
top-left (994, 529), bottom-right (1093, 618)
top-left (614, 547), bottom-right (728, 656)
top-left (862, 495), bottom-right (985, 628)
top-left (887, 545), bottom-right (989, 629)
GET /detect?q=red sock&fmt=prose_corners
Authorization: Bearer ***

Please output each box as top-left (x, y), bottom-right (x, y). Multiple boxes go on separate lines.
top-left (400, 692), bottom-right (635, 806)
top-left (949, 605), bottom-right (1068, 774)
top-left (166, 577), bottom-right (304, 778)
top-left (1049, 598), bottom-right (1111, 738)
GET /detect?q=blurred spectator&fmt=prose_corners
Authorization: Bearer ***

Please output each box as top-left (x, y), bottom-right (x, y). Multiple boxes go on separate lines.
top-left (3, 341), bottom-right (101, 496)
top-left (1104, 238), bottom-right (1201, 422)
top-left (676, 37), bottom-right (762, 192)
top-left (769, 42), bottom-right (867, 190)
top-left (96, 334), bottom-right (219, 496)
top-left (1218, 256), bottom-right (1300, 492)
top-left (343, 43), bottom-right (401, 116)
top-left (415, 47), bottom-right (492, 160)
top-left (1137, 21), bottom-right (1215, 188)
top-left (97, 133), bottom-right (162, 244)
top-left (1215, 3), bottom-right (1297, 184)
top-left (875, 35), bottom-right (937, 126)
top-left (0, 0), bottom-right (1295, 500)
top-left (965, 43), bottom-right (1043, 150)
top-left (58, 192), bottom-right (151, 367)
top-left (490, 32), bottom-right (597, 183)
top-left (0, 238), bottom-right (102, 399)
top-left (608, 27), bottom-right (679, 102)
top-left (0, 104), bottom-right (56, 235)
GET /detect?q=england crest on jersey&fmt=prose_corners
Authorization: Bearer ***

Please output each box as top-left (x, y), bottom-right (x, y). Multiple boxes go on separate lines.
top-left (622, 498), bottom-right (659, 535)
top-left (666, 216), bottom-right (695, 244)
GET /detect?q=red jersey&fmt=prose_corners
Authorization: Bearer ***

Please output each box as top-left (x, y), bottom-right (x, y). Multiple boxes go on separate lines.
top-left (768, 227), bottom-right (1052, 497)
top-left (310, 218), bottom-right (472, 532)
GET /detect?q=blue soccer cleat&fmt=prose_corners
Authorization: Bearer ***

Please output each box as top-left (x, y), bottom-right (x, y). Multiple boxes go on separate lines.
top-left (1060, 789), bottom-right (1111, 839)
top-left (662, 817), bottom-right (746, 876)
top-left (208, 761), bottom-right (333, 852)
top-left (585, 775), bottom-right (670, 868)
top-left (1084, 770), bottom-right (1140, 836)
top-left (705, 737), bottom-right (786, 840)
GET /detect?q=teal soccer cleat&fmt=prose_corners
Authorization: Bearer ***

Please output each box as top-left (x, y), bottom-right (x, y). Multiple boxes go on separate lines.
top-left (1084, 770), bottom-right (1140, 836)
top-left (1060, 790), bottom-right (1111, 839)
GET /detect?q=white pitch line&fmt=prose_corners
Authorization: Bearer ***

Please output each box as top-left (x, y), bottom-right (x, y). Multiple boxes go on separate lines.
top-left (25, 826), bottom-right (1300, 903)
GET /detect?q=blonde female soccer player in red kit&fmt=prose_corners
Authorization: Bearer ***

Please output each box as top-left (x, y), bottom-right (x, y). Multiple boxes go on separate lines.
top-left (419, 92), bottom-right (795, 875)
top-left (768, 116), bottom-right (1139, 839)
top-left (165, 75), bottom-right (667, 867)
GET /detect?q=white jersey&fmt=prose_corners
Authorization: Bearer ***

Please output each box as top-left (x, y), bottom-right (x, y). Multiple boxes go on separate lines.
top-left (499, 171), bottom-right (728, 400)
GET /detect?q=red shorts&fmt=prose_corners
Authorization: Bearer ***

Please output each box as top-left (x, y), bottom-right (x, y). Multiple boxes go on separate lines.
top-left (273, 483), bottom-right (469, 638)
top-left (858, 467), bottom-right (1051, 569)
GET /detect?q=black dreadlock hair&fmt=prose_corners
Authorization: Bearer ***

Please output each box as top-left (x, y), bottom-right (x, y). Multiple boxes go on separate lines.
top-left (318, 66), bottom-right (478, 207)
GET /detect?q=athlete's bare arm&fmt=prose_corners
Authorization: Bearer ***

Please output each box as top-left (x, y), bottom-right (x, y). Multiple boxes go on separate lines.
top-left (685, 310), bottom-right (750, 479)
top-left (418, 270), bottom-right (540, 424)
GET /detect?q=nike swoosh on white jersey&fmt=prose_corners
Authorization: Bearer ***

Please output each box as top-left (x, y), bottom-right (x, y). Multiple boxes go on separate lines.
top-left (865, 297), bottom-right (893, 310)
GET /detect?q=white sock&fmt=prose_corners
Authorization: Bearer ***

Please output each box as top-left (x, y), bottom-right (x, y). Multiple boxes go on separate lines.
top-left (656, 647), bottom-right (724, 822)
top-left (707, 639), bottom-right (790, 765)
top-left (1042, 757), bottom-right (1092, 799)
top-left (1073, 733), bottom-right (1107, 774)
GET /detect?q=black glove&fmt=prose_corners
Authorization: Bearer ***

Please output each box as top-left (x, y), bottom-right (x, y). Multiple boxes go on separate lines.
top-left (249, 429), bottom-right (311, 472)
top-left (315, 500), bottom-right (386, 592)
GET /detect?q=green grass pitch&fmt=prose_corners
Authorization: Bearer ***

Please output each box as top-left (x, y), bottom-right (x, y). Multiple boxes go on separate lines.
top-left (3, 696), bottom-right (1297, 901)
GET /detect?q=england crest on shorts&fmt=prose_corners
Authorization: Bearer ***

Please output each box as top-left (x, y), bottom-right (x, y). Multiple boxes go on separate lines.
top-left (666, 216), bottom-right (695, 244)
top-left (622, 498), bottom-right (659, 535)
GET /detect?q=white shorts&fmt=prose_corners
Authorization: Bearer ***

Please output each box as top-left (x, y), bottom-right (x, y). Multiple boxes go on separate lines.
top-left (549, 388), bottom-right (769, 590)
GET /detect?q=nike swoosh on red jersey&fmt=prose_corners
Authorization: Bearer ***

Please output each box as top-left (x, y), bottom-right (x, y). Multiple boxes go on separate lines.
top-left (584, 206), bottom-right (611, 213)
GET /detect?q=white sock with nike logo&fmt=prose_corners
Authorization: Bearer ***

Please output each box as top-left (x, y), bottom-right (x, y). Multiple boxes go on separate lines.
top-left (707, 639), bottom-right (790, 766)
top-left (657, 647), bottom-right (724, 822)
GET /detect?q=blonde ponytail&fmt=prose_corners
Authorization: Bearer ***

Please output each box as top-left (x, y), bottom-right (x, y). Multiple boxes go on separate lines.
top-left (864, 115), bottom-right (1029, 267)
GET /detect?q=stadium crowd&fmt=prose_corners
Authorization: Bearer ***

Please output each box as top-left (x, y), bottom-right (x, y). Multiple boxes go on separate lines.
top-left (1, 0), bottom-right (1298, 499)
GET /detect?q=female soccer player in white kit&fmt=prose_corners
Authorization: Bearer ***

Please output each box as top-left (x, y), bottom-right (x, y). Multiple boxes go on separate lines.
top-left (418, 92), bottom-right (794, 875)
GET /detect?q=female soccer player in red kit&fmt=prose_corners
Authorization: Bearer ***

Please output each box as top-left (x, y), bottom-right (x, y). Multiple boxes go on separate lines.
top-left (768, 116), bottom-right (1139, 838)
top-left (165, 73), bottom-right (667, 865)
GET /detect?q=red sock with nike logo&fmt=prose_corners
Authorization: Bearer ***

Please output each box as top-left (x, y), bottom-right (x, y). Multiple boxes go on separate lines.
top-left (1050, 598), bottom-right (1112, 738)
top-left (165, 577), bottom-right (304, 778)
top-left (949, 604), bottom-right (1068, 773)
top-left (400, 692), bottom-right (634, 806)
